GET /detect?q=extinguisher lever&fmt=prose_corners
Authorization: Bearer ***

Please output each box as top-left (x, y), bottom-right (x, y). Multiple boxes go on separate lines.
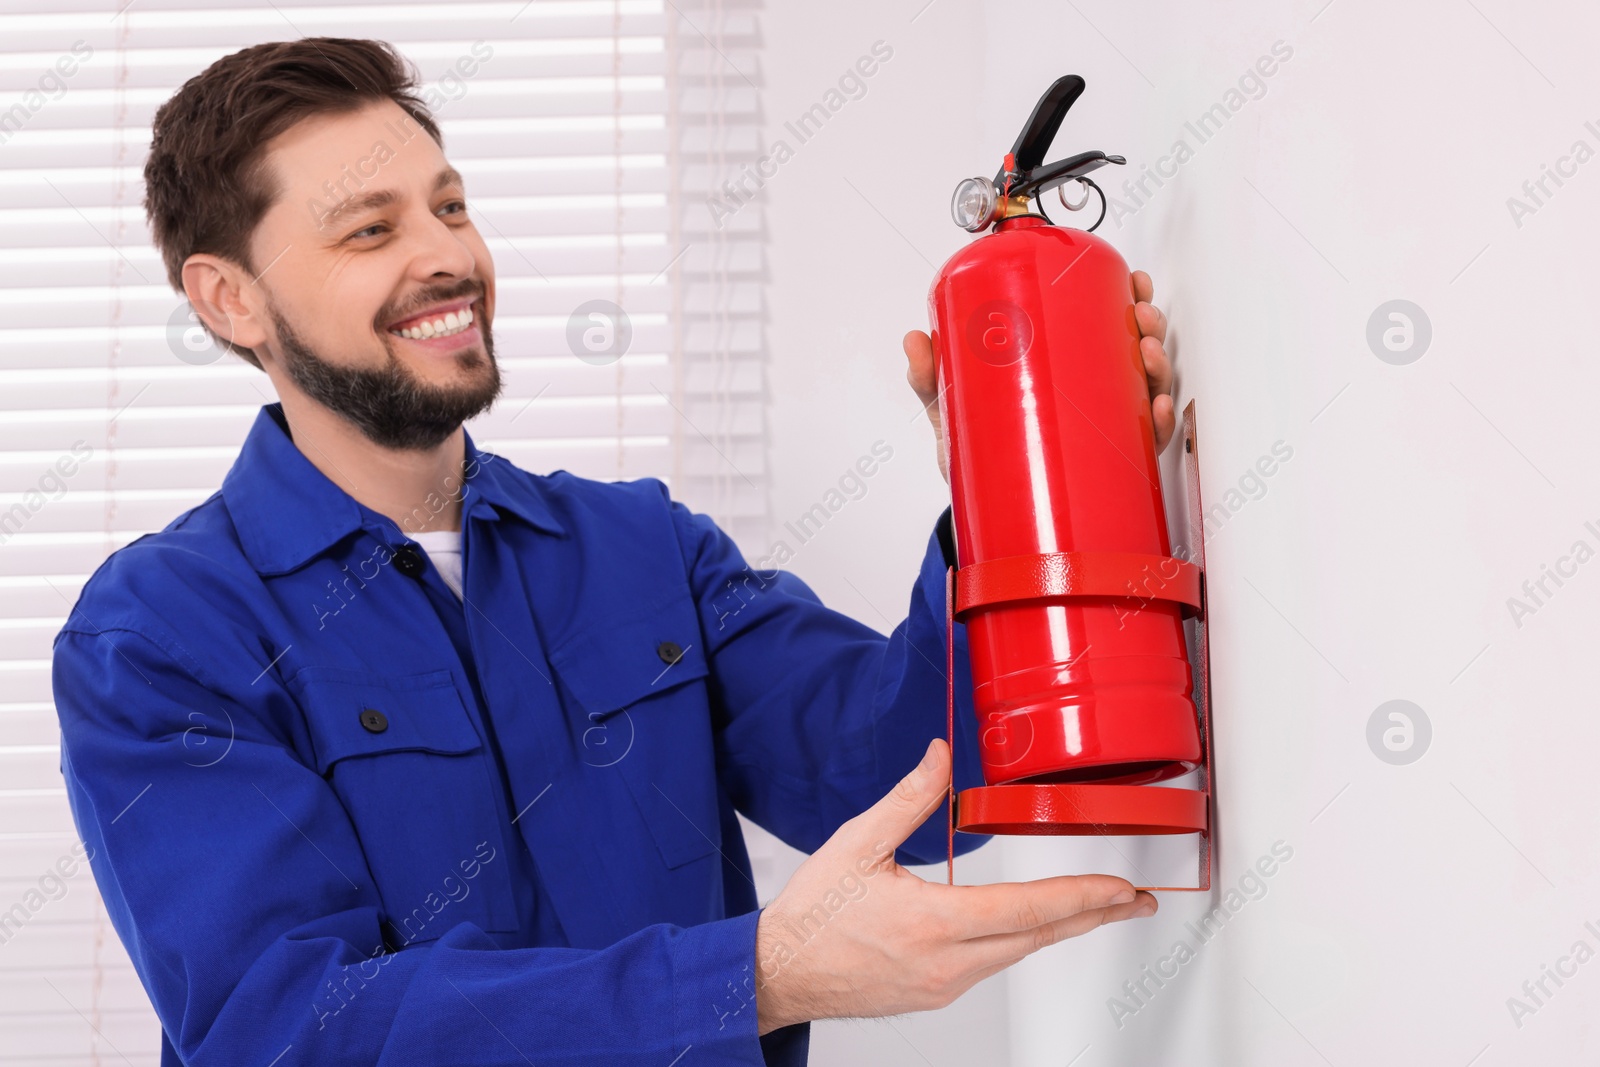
top-left (992, 75), bottom-right (1127, 201)
top-left (1002, 75), bottom-right (1086, 177)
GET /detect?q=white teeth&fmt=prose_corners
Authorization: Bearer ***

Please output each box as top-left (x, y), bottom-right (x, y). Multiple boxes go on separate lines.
top-left (391, 305), bottom-right (475, 341)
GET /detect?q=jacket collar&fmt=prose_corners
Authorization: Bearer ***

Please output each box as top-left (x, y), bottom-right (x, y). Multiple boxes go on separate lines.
top-left (222, 403), bottom-right (565, 576)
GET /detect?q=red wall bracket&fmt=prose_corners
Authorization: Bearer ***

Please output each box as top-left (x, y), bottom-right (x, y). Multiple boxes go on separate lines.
top-left (945, 400), bottom-right (1215, 892)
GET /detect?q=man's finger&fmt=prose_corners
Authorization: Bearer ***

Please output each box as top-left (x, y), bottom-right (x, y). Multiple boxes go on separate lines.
top-left (1153, 393), bottom-right (1176, 453)
top-left (841, 738), bottom-right (951, 854)
top-left (957, 892), bottom-right (1158, 968)
top-left (944, 874), bottom-right (1140, 938)
top-left (1140, 336), bottom-right (1173, 398)
top-left (903, 329), bottom-right (938, 403)
top-left (1132, 269), bottom-right (1154, 304)
top-left (1135, 300), bottom-right (1168, 346)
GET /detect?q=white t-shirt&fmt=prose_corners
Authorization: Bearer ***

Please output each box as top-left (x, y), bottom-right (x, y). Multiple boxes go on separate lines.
top-left (411, 529), bottom-right (464, 600)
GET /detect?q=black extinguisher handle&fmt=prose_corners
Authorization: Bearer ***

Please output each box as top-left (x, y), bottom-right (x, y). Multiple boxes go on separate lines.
top-left (992, 75), bottom-right (1125, 200)
top-left (1002, 75), bottom-right (1086, 177)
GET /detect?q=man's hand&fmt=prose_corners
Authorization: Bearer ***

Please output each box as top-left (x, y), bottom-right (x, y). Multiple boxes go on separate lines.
top-left (904, 269), bottom-right (1177, 484)
top-left (753, 739), bottom-right (1157, 1034)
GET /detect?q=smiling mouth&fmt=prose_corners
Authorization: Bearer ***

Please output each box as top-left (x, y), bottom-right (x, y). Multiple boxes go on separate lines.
top-left (386, 299), bottom-right (481, 343)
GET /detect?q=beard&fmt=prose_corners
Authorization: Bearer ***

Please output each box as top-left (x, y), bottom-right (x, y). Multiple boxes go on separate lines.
top-left (270, 294), bottom-right (502, 451)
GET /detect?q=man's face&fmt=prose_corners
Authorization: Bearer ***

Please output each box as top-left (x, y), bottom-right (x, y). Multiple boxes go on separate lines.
top-left (246, 99), bottom-right (500, 450)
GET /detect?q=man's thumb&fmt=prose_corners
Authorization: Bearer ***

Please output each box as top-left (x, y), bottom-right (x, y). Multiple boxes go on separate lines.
top-left (855, 738), bottom-right (951, 848)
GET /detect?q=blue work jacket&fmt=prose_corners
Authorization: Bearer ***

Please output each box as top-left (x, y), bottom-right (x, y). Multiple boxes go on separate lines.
top-left (52, 402), bottom-right (988, 1066)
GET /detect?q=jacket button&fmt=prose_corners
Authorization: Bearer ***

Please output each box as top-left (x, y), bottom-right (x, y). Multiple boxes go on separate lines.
top-left (656, 640), bottom-right (684, 665)
top-left (393, 544), bottom-right (426, 579)
top-left (359, 708), bottom-right (388, 733)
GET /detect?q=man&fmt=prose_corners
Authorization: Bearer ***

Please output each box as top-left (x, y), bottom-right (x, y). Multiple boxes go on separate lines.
top-left (52, 38), bottom-right (1178, 1066)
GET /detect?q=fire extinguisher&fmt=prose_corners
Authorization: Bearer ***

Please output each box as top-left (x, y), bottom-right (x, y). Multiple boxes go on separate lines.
top-left (930, 76), bottom-right (1213, 884)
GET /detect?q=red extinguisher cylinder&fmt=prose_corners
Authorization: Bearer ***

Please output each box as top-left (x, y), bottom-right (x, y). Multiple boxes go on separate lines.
top-left (931, 215), bottom-right (1201, 788)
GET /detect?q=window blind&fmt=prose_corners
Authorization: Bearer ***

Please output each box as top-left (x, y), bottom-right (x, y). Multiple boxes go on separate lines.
top-left (0, 1), bottom-right (764, 1061)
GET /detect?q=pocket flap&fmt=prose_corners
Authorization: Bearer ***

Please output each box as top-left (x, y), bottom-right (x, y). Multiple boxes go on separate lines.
top-left (547, 597), bottom-right (708, 718)
top-left (289, 666), bottom-right (481, 775)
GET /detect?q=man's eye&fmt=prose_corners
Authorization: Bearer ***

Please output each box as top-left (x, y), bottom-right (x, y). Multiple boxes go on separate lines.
top-left (440, 200), bottom-right (466, 217)
top-left (349, 223), bottom-right (386, 240)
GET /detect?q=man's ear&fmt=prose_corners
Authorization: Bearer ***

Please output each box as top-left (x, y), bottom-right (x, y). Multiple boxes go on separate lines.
top-left (180, 253), bottom-right (269, 353)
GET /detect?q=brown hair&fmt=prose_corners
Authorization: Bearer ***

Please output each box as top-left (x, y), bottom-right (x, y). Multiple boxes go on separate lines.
top-left (144, 38), bottom-right (442, 368)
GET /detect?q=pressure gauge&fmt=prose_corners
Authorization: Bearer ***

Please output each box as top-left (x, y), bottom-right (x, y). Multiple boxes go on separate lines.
top-left (951, 176), bottom-right (1001, 232)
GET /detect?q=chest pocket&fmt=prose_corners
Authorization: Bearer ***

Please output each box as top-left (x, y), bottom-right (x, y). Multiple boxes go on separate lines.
top-left (290, 666), bottom-right (520, 944)
top-left (548, 597), bottom-right (722, 873)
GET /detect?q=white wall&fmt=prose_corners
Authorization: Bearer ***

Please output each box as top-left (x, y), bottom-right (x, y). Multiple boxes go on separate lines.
top-left (753, 0), bottom-right (1600, 1063)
